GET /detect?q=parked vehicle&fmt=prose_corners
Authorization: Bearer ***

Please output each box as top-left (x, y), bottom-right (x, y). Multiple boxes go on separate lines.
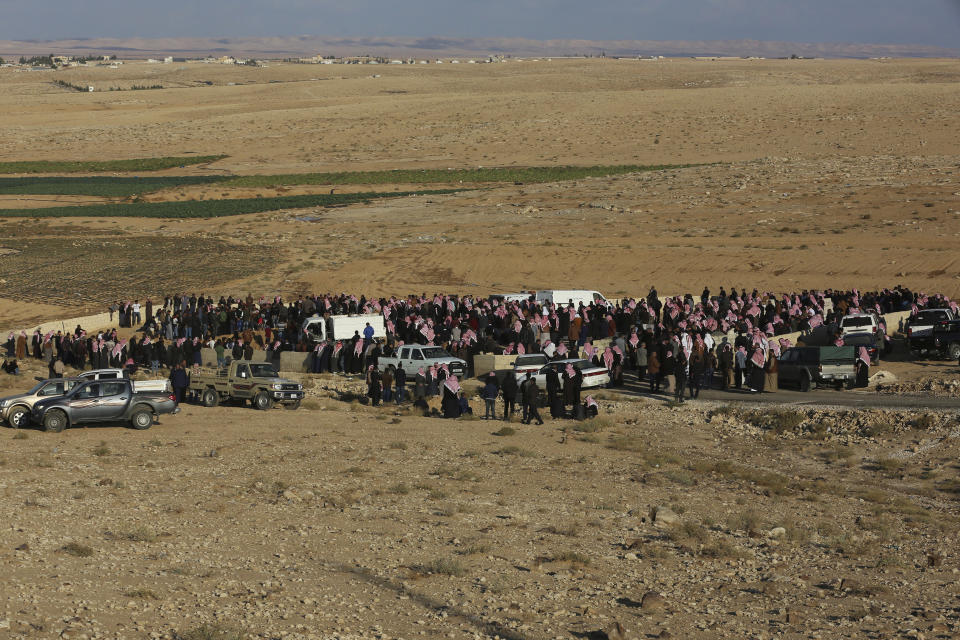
top-left (839, 313), bottom-right (881, 338)
top-left (906, 309), bottom-right (955, 355)
top-left (777, 346), bottom-right (857, 391)
top-left (378, 345), bottom-right (468, 379)
top-left (842, 332), bottom-right (880, 364)
top-left (302, 313), bottom-right (386, 344)
top-left (189, 360), bottom-right (304, 410)
top-left (535, 290), bottom-right (609, 309)
top-left (490, 292), bottom-right (534, 304)
top-left (77, 368), bottom-right (170, 392)
top-left (30, 379), bottom-right (179, 432)
top-left (511, 353), bottom-right (549, 379)
top-left (523, 358), bottom-right (610, 390)
top-left (932, 319), bottom-right (960, 360)
top-left (0, 378), bottom-right (82, 428)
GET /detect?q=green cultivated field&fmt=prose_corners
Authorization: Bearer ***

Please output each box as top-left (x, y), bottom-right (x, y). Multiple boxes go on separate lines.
top-left (0, 155), bottom-right (227, 174)
top-left (224, 164), bottom-right (692, 188)
top-left (0, 162), bottom-right (696, 218)
top-left (0, 176), bottom-right (227, 197)
top-left (0, 190), bottom-right (462, 218)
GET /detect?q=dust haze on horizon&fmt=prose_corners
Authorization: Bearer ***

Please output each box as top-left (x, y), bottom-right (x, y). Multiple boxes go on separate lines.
top-left (2, 0), bottom-right (959, 49)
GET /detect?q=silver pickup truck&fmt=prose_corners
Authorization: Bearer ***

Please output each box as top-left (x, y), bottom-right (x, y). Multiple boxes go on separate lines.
top-left (378, 345), bottom-right (468, 379)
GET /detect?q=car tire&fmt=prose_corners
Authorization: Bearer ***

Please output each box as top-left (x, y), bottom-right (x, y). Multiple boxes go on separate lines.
top-left (799, 374), bottom-right (811, 393)
top-left (202, 388), bottom-right (220, 408)
top-left (7, 406), bottom-right (27, 429)
top-left (43, 410), bottom-right (67, 433)
top-left (130, 406), bottom-right (153, 430)
top-left (948, 343), bottom-right (960, 361)
top-left (284, 399), bottom-right (301, 410)
top-left (253, 391), bottom-right (273, 411)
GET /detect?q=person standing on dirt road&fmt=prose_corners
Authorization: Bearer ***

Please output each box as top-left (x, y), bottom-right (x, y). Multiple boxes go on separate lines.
top-left (501, 371), bottom-right (518, 421)
top-left (522, 374), bottom-right (544, 425)
top-left (394, 365), bottom-right (406, 404)
top-left (170, 363), bottom-right (188, 405)
top-left (481, 373), bottom-right (499, 420)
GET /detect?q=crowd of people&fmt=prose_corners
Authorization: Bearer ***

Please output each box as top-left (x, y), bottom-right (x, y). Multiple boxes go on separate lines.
top-left (2, 285), bottom-right (945, 415)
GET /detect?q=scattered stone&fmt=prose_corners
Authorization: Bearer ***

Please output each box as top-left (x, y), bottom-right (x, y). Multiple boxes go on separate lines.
top-left (641, 591), bottom-right (666, 612)
top-left (651, 506), bottom-right (680, 526)
top-left (768, 527), bottom-right (786, 539)
top-left (601, 620), bottom-right (627, 640)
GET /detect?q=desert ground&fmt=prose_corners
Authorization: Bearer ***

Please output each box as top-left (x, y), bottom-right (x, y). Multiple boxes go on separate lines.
top-left (0, 57), bottom-right (958, 322)
top-left (0, 57), bottom-right (960, 639)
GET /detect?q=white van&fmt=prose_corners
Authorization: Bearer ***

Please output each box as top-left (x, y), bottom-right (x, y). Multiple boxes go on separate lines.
top-left (302, 314), bottom-right (386, 343)
top-left (535, 290), bottom-right (609, 309)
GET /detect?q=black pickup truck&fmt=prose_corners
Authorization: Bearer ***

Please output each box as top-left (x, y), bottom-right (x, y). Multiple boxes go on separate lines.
top-left (30, 379), bottom-right (180, 432)
top-left (931, 319), bottom-right (960, 360)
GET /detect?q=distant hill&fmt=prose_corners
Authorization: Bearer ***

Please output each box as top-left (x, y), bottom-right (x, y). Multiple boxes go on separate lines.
top-left (0, 35), bottom-right (956, 60)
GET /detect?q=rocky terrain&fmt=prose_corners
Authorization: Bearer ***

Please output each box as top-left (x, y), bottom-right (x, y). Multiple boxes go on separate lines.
top-left (2, 372), bottom-right (959, 640)
top-left (1, 55), bottom-right (959, 640)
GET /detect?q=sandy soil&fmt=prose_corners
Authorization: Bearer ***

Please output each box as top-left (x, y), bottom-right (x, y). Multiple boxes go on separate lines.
top-left (0, 58), bottom-right (959, 640)
top-left (1, 358), bottom-right (959, 640)
top-left (1, 58), bottom-right (958, 172)
top-left (0, 58), bottom-right (957, 319)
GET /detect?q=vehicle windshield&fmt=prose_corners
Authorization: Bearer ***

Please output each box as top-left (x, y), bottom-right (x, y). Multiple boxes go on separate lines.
top-left (916, 311), bottom-right (949, 323)
top-left (38, 380), bottom-right (76, 396)
top-left (842, 316), bottom-right (874, 327)
top-left (26, 381), bottom-right (48, 395)
top-left (420, 348), bottom-right (451, 359)
top-left (248, 364), bottom-right (280, 378)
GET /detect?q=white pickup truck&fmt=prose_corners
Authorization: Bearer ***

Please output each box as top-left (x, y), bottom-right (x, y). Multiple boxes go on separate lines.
top-left (378, 345), bottom-right (468, 379)
top-left (839, 313), bottom-right (882, 338)
top-left (78, 369), bottom-right (170, 393)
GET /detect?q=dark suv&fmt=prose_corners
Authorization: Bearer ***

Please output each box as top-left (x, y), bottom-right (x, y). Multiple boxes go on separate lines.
top-left (777, 346), bottom-right (857, 391)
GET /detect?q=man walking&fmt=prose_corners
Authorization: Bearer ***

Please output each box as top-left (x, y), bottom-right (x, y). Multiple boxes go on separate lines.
top-left (522, 374), bottom-right (544, 425)
top-left (394, 365), bottom-right (406, 404)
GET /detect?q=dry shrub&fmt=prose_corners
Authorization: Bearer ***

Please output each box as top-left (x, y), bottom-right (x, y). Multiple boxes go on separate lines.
top-left (551, 550), bottom-right (590, 565)
top-left (424, 557), bottom-right (466, 577)
top-left (544, 522), bottom-right (580, 537)
top-left (875, 457), bottom-right (904, 477)
top-left (700, 538), bottom-right (741, 558)
top-left (607, 436), bottom-right (643, 452)
top-left (726, 510), bottom-right (763, 536)
top-left (61, 542), bottom-right (94, 557)
top-left (172, 624), bottom-right (247, 640)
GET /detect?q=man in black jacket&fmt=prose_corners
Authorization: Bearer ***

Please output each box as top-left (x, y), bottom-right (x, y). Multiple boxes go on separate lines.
top-left (501, 371), bottom-right (518, 421)
top-left (522, 374), bottom-right (544, 425)
top-left (545, 366), bottom-right (562, 418)
top-left (394, 366), bottom-right (406, 404)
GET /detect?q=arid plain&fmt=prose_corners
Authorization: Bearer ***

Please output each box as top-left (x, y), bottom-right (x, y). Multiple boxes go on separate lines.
top-left (1, 58), bottom-right (960, 640)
